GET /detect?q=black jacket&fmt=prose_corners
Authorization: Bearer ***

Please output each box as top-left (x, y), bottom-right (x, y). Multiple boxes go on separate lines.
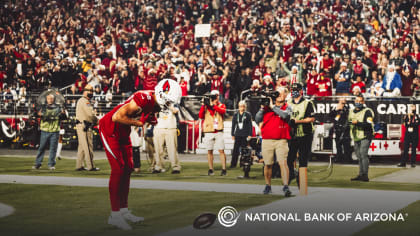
top-left (231, 111), bottom-right (253, 137)
top-left (330, 105), bottom-right (350, 138)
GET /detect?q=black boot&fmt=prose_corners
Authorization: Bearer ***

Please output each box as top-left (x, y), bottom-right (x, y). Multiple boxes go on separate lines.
top-left (360, 175), bottom-right (369, 182)
top-left (351, 175), bottom-right (362, 181)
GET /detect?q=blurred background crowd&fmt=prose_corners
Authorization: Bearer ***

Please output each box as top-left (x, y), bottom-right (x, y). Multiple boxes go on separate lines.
top-left (1, 0), bottom-right (420, 110)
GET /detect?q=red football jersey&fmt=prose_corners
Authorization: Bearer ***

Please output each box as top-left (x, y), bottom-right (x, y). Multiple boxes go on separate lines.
top-left (99, 91), bottom-right (156, 141)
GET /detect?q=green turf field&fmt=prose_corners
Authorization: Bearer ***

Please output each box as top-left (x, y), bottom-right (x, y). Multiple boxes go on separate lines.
top-left (0, 184), bottom-right (280, 236)
top-left (354, 200), bottom-right (420, 236)
top-left (0, 156), bottom-right (419, 191)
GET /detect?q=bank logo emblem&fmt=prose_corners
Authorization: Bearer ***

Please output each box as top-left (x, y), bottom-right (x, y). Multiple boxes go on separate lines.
top-left (218, 206), bottom-right (240, 227)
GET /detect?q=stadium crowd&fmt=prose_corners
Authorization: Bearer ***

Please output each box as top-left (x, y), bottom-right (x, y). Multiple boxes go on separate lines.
top-left (1, 0), bottom-right (420, 108)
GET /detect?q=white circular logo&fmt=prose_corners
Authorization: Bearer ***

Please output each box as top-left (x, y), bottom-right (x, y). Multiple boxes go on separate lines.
top-left (218, 206), bottom-right (240, 227)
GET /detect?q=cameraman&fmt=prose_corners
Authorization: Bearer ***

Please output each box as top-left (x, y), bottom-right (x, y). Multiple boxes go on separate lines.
top-left (255, 87), bottom-right (292, 197)
top-left (287, 83), bottom-right (315, 196)
top-left (330, 98), bottom-right (352, 163)
top-left (76, 84), bottom-right (99, 171)
top-left (230, 101), bottom-right (252, 168)
top-left (199, 90), bottom-right (227, 176)
top-left (33, 94), bottom-right (67, 170)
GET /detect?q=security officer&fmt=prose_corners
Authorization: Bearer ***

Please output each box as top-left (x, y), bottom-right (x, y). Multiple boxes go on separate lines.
top-left (330, 98), bottom-right (352, 163)
top-left (76, 84), bottom-right (99, 171)
top-left (398, 104), bottom-right (419, 168)
top-left (348, 95), bottom-right (374, 182)
top-left (287, 83), bottom-right (315, 195)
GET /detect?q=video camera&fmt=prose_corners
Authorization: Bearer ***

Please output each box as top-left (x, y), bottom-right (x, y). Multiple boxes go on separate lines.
top-left (202, 94), bottom-right (218, 106)
top-left (239, 146), bottom-right (253, 178)
top-left (247, 90), bottom-right (279, 107)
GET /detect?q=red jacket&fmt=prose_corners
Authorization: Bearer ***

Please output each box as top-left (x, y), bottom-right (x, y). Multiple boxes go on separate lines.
top-left (198, 102), bottom-right (226, 119)
top-left (351, 81), bottom-right (366, 93)
top-left (306, 73), bottom-right (318, 96)
top-left (180, 81), bottom-right (188, 96)
top-left (315, 77), bottom-right (332, 96)
top-left (260, 105), bottom-right (291, 140)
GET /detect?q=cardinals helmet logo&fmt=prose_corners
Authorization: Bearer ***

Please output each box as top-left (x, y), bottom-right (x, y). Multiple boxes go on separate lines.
top-left (163, 80), bottom-right (170, 93)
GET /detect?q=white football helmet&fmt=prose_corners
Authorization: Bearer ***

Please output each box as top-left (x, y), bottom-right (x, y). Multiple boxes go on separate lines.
top-left (154, 79), bottom-right (182, 107)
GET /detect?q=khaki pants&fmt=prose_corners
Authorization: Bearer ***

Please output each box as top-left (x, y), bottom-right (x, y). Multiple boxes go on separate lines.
top-left (153, 128), bottom-right (180, 171)
top-left (145, 137), bottom-right (156, 169)
top-left (76, 124), bottom-right (94, 169)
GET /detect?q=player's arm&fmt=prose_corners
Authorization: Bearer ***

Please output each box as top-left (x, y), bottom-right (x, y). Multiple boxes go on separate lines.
top-left (112, 99), bottom-right (143, 127)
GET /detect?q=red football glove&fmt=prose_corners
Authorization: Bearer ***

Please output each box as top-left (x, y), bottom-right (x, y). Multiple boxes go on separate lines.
top-left (147, 113), bottom-right (158, 126)
top-left (139, 113), bottom-right (150, 125)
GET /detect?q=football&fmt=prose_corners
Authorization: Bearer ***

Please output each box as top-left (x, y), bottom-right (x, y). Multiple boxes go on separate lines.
top-left (192, 213), bottom-right (217, 229)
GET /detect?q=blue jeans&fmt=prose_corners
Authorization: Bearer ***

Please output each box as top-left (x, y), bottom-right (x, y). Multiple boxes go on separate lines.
top-left (354, 139), bottom-right (371, 176)
top-left (35, 131), bottom-right (59, 167)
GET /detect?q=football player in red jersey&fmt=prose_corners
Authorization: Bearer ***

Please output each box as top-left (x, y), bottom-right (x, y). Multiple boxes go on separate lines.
top-left (99, 79), bottom-right (181, 230)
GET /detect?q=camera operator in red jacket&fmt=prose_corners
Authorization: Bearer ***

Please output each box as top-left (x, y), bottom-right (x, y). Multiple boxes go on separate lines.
top-left (255, 87), bottom-right (292, 197)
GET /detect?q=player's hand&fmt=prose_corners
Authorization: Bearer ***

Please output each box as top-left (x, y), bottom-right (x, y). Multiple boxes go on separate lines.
top-left (352, 120), bottom-right (358, 124)
top-left (139, 113), bottom-right (150, 126)
top-left (269, 97), bottom-right (274, 109)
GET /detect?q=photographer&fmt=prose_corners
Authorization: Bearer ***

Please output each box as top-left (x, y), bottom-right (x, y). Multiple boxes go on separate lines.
top-left (75, 84), bottom-right (99, 171)
top-left (287, 83), bottom-right (315, 196)
top-left (330, 98), bottom-right (351, 163)
top-left (199, 90), bottom-right (227, 176)
top-left (32, 94), bottom-right (67, 170)
top-left (255, 87), bottom-right (292, 197)
top-left (230, 101), bottom-right (252, 168)
top-left (398, 104), bottom-right (418, 168)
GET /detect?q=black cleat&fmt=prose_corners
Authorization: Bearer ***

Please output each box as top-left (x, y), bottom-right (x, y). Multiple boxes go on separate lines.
top-left (76, 167), bottom-right (87, 171)
top-left (171, 170), bottom-right (181, 174)
top-left (220, 169), bottom-right (227, 176)
top-left (397, 163), bottom-right (406, 168)
top-left (208, 169), bottom-right (214, 176)
top-left (88, 167), bottom-right (100, 171)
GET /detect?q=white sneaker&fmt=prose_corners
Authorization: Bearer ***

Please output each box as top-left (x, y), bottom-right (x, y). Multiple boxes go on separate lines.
top-left (49, 166), bottom-right (55, 170)
top-left (161, 168), bottom-right (166, 173)
top-left (108, 215), bottom-right (132, 230)
top-left (122, 211), bottom-right (144, 223)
